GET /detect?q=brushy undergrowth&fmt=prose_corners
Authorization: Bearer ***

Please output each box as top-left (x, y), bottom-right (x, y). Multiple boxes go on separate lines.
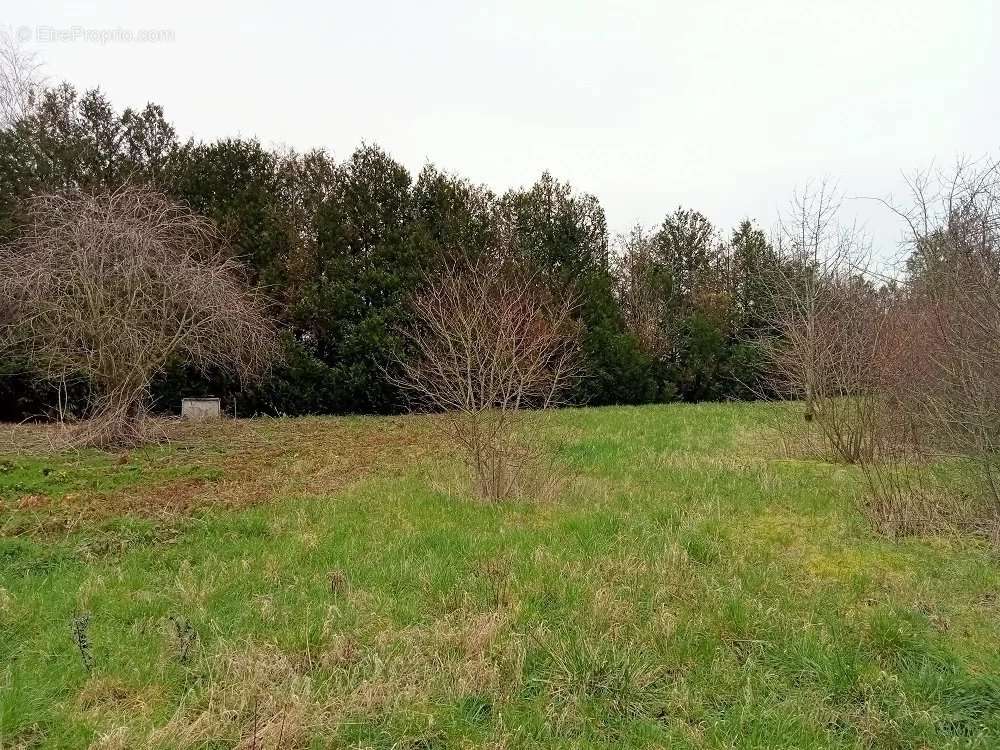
top-left (2, 403), bottom-right (999, 749)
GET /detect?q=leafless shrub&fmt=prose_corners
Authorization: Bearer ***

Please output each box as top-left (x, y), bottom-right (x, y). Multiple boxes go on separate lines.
top-left (762, 181), bottom-right (897, 464)
top-left (761, 175), bottom-right (997, 537)
top-left (778, 159), bottom-right (1000, 540)
top-left (856, 450), bottom-right (968, 538)
top-left (0, 186), bottom-right (278, 448)
top-left (879, 158), bottom-right (1000, 538)
top-left (392, 255), bottom-right (582, 501)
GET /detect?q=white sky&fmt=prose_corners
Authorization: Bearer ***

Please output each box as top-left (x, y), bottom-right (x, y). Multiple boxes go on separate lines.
top-left (5, 0), bottom-right (999, 256)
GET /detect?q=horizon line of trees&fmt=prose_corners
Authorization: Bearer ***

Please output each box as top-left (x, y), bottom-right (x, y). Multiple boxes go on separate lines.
top-left (5, 40), bottom-right (997, 537)
top-left (0, 82), bottom-right (792, 420)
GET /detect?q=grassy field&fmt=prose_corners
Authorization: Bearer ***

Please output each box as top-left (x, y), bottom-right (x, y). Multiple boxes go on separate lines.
top-left (1, 403), bottom-right (999, 749)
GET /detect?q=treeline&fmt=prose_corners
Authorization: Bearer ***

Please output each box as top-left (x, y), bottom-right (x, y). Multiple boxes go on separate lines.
top-left (0, 84), bottom-right (783, 419)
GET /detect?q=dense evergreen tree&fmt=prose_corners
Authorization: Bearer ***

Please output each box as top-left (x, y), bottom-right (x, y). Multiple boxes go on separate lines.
top-left (0, 82), bottom-right (786, 419)
top-left (172, 139), bottom-right (295, 290)
top-left (409, 165), bottom-right (499, 263)
top-left (501, 174), bottom-right (660, 404)
top-left (0, 85), bottom-right (182, 241)
top-left (297, 145), bottom-right (419, 412)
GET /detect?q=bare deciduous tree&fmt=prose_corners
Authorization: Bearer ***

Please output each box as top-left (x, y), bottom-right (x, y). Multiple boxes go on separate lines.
top-left (761, 181), bottom-right (892, 463)
top-left (0, 29), bottom-right (43, 128)
top-left (886, 158), bottom-right (1000, 535)
top-left (774, 160), bottom-right (1000, 540)
top-left (613, 225), bottom-right (672, 356)
top-left (392, 256), bottom-right (582, 501)
top-left (0, 187), bottom-right (278, 447)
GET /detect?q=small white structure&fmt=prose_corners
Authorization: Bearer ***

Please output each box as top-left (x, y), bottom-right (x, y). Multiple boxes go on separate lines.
top-left (181, 397), bottom-right (221, 420)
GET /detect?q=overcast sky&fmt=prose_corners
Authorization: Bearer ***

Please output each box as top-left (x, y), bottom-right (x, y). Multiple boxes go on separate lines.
top-left (6, 0), bottom-right (999, 255)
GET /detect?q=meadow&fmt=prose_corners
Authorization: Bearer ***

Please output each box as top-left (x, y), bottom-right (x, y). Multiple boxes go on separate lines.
top-left (1, 403), bottom-right (998, 749)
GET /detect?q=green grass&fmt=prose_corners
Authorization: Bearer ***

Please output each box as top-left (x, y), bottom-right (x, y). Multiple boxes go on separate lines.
top-left (0, 446), bottom-right (215, 500)
top-left (1, 403), bottom-right (998, 749)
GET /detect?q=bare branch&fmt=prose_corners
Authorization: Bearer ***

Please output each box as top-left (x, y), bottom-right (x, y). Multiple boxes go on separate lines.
top-left (0, 29), bottom-right (44, 128)
top-left (390, 254), bottom-right (582, 500)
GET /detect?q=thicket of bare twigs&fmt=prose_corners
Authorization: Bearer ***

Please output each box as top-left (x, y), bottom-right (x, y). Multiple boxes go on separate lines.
top-left (392, 256), bottom-right (582, 501)
top-left (764, 163), bottom-right (1000, 541)
top-left (0, 187), bottom-right (277, 447)
top-left (613, 225), bottom-right (671, 357)
top-left (883, 160), bottom-right (1000, 539)
top-left (762, 182), bottom-right (883, 463)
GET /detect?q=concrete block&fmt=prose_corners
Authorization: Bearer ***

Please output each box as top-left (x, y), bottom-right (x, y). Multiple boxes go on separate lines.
top-left (181, 397), bottom-right (221, 420)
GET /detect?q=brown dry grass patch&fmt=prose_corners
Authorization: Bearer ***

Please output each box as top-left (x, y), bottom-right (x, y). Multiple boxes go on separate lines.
top-left (1, 416), bottom-right (437, 534)
top-left (87, 603), bottom-right (522, 750)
